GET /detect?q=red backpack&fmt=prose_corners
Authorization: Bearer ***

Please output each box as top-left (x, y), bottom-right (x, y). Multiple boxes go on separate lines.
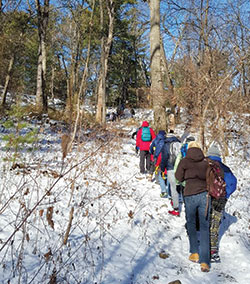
top-left (206, 159), bottom-right (226, 199)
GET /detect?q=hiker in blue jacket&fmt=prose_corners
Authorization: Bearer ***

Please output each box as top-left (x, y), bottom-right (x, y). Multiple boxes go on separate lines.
top-left (206, 144), bottom-right (237, 263)
top-left (150, 130), bottom-right (169, 197)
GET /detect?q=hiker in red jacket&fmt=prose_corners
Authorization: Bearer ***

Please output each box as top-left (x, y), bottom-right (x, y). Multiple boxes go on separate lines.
top-left (136, 121), bottom-right (156, 174)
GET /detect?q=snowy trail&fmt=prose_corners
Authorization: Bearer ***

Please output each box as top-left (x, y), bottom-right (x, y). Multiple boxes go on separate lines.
top-left (117, 135), bottom-right (250, 284)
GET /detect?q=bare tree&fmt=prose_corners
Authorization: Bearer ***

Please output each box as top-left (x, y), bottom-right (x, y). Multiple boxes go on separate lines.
top-left (149, 0), bottom-right (167, 132)
top-left (35, 0), bottom-right (50, 113)
top-left (1, 54), bottom-right (14, 106)
top-left (95, 0), bottom-right (115, 125)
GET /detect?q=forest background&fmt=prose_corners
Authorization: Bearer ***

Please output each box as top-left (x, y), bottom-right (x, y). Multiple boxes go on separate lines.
top-left (0, 0), bottom-right (249, 146)
top-left (0, 1), bottom-right (250, 283)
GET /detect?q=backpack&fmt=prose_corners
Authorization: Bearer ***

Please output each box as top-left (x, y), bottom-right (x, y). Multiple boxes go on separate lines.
top-left (223, 167), bottom-right (237, 198)
top-left (141, 127), bottom-right (151, 142)
top-left (180, 143), bottom-right (188, 158)
top-left (206, 159), bottom-right (226, 199)
top-left (168, 141), bottom-right (181, 165)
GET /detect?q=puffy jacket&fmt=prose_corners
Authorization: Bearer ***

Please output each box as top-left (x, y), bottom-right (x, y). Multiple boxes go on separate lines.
top-left (175, 147), bottom-right (208, 196)
top-left (208, 155), bottom-right (237, 198)
top-left (136, 121), bottom-right (156, 151)
top-left (149, 130), bottom-right (166, 159)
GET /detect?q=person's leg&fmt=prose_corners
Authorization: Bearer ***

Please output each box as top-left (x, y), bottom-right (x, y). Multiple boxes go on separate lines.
top-left (139, 151), bottom-right (146, 173)
top-left (168, 170), bottom-right (179, 210)
top-left (198, 192), bottom-right (210, 266)
top-left (158, 173), bottom-right (167, 195)
top-left (145, 151), bottom-right (151, 172)
top-left (184, 195), bottom-right (199, 254)
top-left (167, 179), bottom-right (171, 198)
top-left (210, 207), bottom-right (222, 254)
top-left (210, 198), bottom-right (227, 261)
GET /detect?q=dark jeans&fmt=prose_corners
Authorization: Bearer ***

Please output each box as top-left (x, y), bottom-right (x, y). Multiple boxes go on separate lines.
top-left (139, 150), bottom-right (151, 173)
top-left (184, 191), bottom-right (210, 265)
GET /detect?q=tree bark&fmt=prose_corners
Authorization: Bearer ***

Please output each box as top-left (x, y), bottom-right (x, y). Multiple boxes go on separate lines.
top-left (1, 54), bottom-right (14, 106)
top-left (96, 0), bottom-right (115, 125)
top-left (149, 0), bottom-right (166, 133)
top-left (35, 0), bottom-right (50, 113)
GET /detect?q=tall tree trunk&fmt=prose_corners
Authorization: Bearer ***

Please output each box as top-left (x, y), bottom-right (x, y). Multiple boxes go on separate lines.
top-left (96, 0), bottom-right (115, 125)
top-left (35, 0), bottom-right (49, 113)
top-left (149, 0), bottom-right (166, 133)
top-left (1, 54), bottom-right (14, 106)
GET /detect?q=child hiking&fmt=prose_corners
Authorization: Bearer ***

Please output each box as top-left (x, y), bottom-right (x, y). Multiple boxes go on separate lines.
top-left (206, 144), bottom-right (237, 263)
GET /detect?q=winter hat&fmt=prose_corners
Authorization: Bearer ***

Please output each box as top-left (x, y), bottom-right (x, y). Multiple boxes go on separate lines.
top-left (207, 144), bottom-right (221, 157)
top-left (186, 136), bottom-right (195, 143)
top-left (158, 130), bottom-right (166, 136)
top-left (188, 141), bottom-right (200, 149)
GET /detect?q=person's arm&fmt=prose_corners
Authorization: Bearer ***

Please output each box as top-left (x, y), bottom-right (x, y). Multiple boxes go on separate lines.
top-left (136, 128), bottom-right (142, 147)
top-left (150, 128), bottom-right (156, 140)
top-left (175, 159), bottom-right (185, 183)
top-left (160, 146), bottom-right (167, 172)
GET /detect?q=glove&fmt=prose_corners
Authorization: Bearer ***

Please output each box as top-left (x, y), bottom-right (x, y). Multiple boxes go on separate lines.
top-left (155, 166), bottom-right (159, 175)
top-left (161, 171), bottom-right (166, 180)
top-left (135, 146), bottom-right (139, 154)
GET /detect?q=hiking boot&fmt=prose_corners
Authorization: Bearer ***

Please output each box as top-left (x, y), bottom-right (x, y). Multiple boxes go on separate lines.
top-left (200, 263), bottom-right (210, 272)
top-left (211, 251), bottom-right (221, 263)
top-left (160, 192), bottom-right (168, 198)
top-left (168, 209), bottom-right (180, 216)
top-left (189, 253), bottom-right (199, 263)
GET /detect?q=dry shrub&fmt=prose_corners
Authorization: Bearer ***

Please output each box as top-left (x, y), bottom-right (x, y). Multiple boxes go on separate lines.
top-left (174, 51), bottom-right (247, 155)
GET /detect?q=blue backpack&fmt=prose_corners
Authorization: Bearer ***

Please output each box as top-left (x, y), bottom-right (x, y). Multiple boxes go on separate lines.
top-left (180, 143), bottom-right (188, 158)
top-left (223, 169), bottom-right (237, 198)
top-left (215, 160), bottom-right (237, 199)
top-left (141, 127), bottom-right (151, 142)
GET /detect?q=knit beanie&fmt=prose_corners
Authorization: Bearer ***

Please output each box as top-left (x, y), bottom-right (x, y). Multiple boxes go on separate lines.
top-left (207, 144), bottom-right (221, 157)
top-left (188, 141), bottom-right (200, 149)
top-left (186, 136), bottom-right (195, 143)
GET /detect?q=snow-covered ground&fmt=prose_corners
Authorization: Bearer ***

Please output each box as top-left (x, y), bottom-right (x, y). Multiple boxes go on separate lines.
top-left (0, 109), bottom-right (249, 284)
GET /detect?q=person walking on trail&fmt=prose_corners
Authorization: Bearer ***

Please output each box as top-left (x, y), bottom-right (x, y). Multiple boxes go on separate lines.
top-left (173, 136), bottom-right (196, 204)
top-left (136, 121), bottom-right (156, 174)
top-left (206, 144), bottom-right (237, 263)
top-left (175, 141), bottom-right (210, 272)
top-left (150, 130), bottom-right (168, 197)
top-left (160, 132), bottom-right (181, 216)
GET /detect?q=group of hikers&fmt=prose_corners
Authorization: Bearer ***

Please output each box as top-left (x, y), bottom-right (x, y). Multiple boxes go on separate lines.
top-left (133, 120), bottom-right (237, 273)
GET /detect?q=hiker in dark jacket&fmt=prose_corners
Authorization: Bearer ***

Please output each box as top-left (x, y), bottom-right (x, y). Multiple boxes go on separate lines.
top-left (160, 133), bottom-right (181, 216)
top-left (136, 121), bottom-right (156, 174)
top-left (175, 141), bottom-right (210, 272)
top-left (150, 130), bottom-right (168, 197)
top-left (206, 144), bottom-right (237, 263)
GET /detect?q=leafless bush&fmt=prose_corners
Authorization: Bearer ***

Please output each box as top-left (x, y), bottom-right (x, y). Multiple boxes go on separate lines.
top-left (0, 124), bottom-right (146, 283)
top-left (175, 52), bottom-right (249, 159)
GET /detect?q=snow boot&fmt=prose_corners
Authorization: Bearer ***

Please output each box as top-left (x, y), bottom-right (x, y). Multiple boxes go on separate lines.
top-left (211, 250), bottom-right (221, 263)
top-left (168, 209), bottom-right (180, 217)
top-left (189, 253), bottom-right (199, 263)
top-left (200, 263), bottom-right (210, 272)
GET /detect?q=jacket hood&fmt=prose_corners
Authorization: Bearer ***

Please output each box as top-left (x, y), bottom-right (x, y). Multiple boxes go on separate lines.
top-left (208, 155), bottom-right (222, 162)
top-left (142, 121), bottom-right (149, 127)
top-left (186, 147), bottom-right (205, 162)
top-left (166, 136), bottom-right (180, 143)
